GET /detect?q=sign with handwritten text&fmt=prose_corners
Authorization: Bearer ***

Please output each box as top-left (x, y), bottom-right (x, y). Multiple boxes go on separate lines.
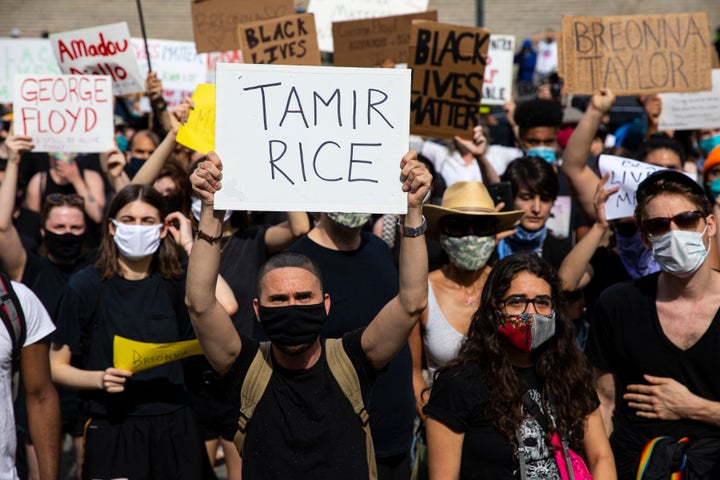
top-left (482, 35), bottom-right (515, 106)
top-left (598, 154), bottom-right (664, 220)
top-left (561, 13), bottom-right (713, 95)
top-left (308, 0), bottom-right (429, 52)
top-left (50, 22), bottom-right (144, 96)
top-left (658, 69), bottom-right (720, 130)
top-left (13, 74), bottom-right (114, 152)
top-left (214, 63), bottom-right (411, 213)
top-left (191, 0), bottom-right (294, 53)
top-left (408, 21), bottom-right (490, 139)
top-left (239, 13), bottom-right (321, 65)
top-left (0, 39), bottom-right (61, 103)
top-left (177, 84), bottom-right (215, 154)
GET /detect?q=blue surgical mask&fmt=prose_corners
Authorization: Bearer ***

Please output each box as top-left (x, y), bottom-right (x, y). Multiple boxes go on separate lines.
top-left (526, 146), bottom-right (557, 164)
top-left (709, 178), bottom-right (720, 202)
top-left (700, 134), bottom-right (720, 155)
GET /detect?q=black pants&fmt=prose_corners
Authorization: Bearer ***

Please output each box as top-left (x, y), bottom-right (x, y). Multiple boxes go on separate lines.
top-left (377, 450), bottom-right (411, 480)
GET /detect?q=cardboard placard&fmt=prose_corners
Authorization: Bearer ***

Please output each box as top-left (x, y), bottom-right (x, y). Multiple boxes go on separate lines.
top-left (658, 69), bottom-right (720, 131)
top-left (214, 63), bottom-right (411, 213)
top-left (191, 0), bottom-right (295, 53)
top-left (0, 39), bottom-right (61, 103)
top-left (239, 13), bottom-right (321, 65)
top-left (598, 154), bottom-right (664, 220)
top-left (561, 13), bottom-right (713, 95)
top-left (308, 0), bottom-right (429, 52)
top-left (49, 22), bottom-right (144, 96)
top-left (177, 84), bottom-right (216, 154)
top-left (332, 11), bottom-right (438, 67)
top-left (408, 21), bottom-right (491, 139)
top-left (113, 336), bottom-right (203, 374)
top-left (13, 74), bottom-right (115, 153)
top-left (482, 34), bottom-right (515, 106)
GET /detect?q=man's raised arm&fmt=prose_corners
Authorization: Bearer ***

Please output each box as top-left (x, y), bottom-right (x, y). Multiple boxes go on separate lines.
top-left (185, 152), bottom-right (242, 375)
top-left (362, 150), bottom-right (430, 369)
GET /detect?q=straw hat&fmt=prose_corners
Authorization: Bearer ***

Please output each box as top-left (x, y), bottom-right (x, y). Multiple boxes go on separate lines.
top-left (424, 182), bottom-right (524, 239)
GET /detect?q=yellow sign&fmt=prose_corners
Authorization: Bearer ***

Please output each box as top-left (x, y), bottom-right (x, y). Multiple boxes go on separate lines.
top-left (177, 84), bottom-right (216, 154)
top-left (113, 335), bottom-right (204, 373)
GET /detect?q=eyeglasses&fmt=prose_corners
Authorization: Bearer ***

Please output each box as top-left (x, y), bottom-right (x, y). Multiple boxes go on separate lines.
top-left (440, 215), bottom-right (496, 237)
top-left (642, 210), bottom-right (705, 237)
top-left (500, 295), bottom-right (554, 316)
top-left (45, 193), bottom-right (84, 208)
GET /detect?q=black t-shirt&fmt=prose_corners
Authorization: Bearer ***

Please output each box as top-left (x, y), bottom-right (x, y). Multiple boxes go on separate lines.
top-left (53, 267), bottom-right (193, 417)
top-left (290, 232), bottom-right (416, 457)
top-left (424, 364), bottom-right (561, 480)
top-left (22, 252), bottom-right (93, 318)
top-left (225, 330), bottom-right (377, 479)
top-left (587, 273), bottom-right (720, 444)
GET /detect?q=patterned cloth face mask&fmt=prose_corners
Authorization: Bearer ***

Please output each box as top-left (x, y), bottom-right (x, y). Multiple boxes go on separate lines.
top-left (440, 234), bottom-right (496, 271)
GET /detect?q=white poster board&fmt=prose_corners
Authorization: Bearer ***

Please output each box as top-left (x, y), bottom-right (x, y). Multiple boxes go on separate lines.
top-left (598, 155), bottom-right (664, 220)
top-left (546, 195), bottom-right (571, 239)
top-left (0, 39), bottom-right (61, 103)
top-left (214, 63), bottom-right (411, 213)
top-left (308, 0), bottom-right (429, 52)
top-left (50, 22), bottom-right (144, 96)
top-left (658, 69), bottom-right (720, 131)
top-left (13, 74), bottom-right (115, 153)
top-left (482, 35), bottom-right (515, 106)
top-left (131, 38), bottom-right (207, 108)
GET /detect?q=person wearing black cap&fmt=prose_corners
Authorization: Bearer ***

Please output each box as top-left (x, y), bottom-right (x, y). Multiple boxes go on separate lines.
top-left (585, 169), bottom-right (720, 479)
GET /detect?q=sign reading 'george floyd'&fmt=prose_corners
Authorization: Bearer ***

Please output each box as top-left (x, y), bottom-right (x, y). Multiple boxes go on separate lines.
top-left (214, 63), bottom-right (411, 214)
top-left (239, 13), bottom-right (321, 65)
top-left (561, 13), bottom-right (713, 95)
top-left (408, 21), bottom-right (490, 139)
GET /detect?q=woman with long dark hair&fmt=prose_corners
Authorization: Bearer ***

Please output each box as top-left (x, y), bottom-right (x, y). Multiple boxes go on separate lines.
top-left (424, 252), bottom-right (615, 479)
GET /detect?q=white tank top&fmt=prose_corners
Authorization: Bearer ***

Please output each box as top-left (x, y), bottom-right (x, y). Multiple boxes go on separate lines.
top-left (423, 280), bottom-right (467, 378)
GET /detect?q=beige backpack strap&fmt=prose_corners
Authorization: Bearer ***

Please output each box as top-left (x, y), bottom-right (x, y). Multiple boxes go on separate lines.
top-left (325, 338), bottom-right (378, 480)
top-left (233, 342), bottom-right (273, 456)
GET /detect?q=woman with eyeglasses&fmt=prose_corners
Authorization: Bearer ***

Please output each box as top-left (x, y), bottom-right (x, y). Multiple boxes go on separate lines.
top-left (407, 182), bottom-right (523, 474)
top-left (424, 252), bottom-right (616, 479)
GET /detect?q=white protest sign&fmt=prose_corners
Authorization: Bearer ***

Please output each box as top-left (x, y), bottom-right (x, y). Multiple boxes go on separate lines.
top-left (131, 38), bottom-right (207, 108)
top-left (546, 195), bottom-right (571, 239)
top-left (214, 63), bottom-right (411, 213)
top-left (658, 69), bottom-right (720, 131)
top-left (50, 22), bottom-right (144, 96)
top-left (13, 74), bottom-right (115, 152)
top-left (598, 154), bottom-right (664, 220)
top-left (482, 35), bottom-right (515, 106)
top-left (308, 0), bottom-right (429, 52)
top-left (0, 39), bottom-right (61, 103)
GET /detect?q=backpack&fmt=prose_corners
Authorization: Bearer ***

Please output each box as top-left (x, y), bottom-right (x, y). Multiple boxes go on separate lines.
top-left (233, 338), bottom-right (378, 480)
top-left (0, 273), bottom-right (26, 401)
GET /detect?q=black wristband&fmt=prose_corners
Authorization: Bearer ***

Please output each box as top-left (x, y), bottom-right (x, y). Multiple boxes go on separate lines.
top-left (196, 229), bottom-right (222, 244)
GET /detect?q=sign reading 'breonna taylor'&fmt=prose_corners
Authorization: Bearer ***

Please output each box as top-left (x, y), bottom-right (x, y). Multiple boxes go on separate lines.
top-left (214, 63), bottom-right (411, 214)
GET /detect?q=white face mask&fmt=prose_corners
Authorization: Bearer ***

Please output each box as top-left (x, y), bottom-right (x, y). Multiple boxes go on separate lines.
top-left (191, 197), bottom-right (232, 223)
top-left (650, 225), bottom-right (710, 278)
top-left (111, 220), bottom-right (163, 261)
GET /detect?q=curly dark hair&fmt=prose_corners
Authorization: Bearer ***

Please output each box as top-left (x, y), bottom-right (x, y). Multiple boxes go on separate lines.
top-left (435, 252), bottom-right (597, 452)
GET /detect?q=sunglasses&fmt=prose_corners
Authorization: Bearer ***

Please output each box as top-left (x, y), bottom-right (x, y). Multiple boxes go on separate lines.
top-left (440, 215), bottom-right (496, 237)
top-left (642, 210), bottom-right (705, 237)
top-left (45, 193), bottom-right (84, 208)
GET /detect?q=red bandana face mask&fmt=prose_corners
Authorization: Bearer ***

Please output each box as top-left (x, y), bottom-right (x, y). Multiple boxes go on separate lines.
top-left (497, 312), bottom-right (556, 352)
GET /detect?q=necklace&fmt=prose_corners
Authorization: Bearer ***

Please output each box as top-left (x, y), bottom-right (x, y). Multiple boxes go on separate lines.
top-left (465, 296), bottom-right (477, 307)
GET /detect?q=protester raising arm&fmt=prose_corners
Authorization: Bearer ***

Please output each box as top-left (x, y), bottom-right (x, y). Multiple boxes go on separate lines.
top-left (561, 89), bottom-right (616, 220)
top-left (454, 125), bottom-right (501, 184)
top-left (360, 150), bottom-right (430, 370)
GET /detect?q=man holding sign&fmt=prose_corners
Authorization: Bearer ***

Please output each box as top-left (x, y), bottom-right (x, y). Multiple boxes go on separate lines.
top-left (186, 150), bottom-right (430, 479)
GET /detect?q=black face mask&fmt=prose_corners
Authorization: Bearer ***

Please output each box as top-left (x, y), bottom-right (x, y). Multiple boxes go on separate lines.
top-left (126, 157), bottom-right (146, 178)
top-left (44, 231), bottom-right (85, 264)
top-left (258, 302), bottom-right (327, 347)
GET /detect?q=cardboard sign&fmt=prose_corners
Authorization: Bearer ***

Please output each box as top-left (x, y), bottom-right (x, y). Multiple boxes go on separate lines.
top-left (49, 22), bottom-right (144, 96)
top-left (561, 13), bottom-right (713, 95)
top-left (239, 13), bottom-right (321, 65)
top-left (658, 69), bottom-right (720, 131)
top-left (13, 74), bottom-right (114, 153)
top-left (598, 155), bottom-right (664, 220)
top-left (131, 38), bottom-right (207, 108)
top-left (177, 84), bottom-right (216, 154)
top-left (332, 11), bottom-right (438, 67)
top-left (482, 34), bottom-right (515, 106)
top-left (113, 336), bottom-right (203, 374)
top-left (308, 0), bottom-right (429, 52)
top-left (0, 39), bottom-right (61, 103)
top-left (191, 0), bottom-right (295, 53)
top-left (408, 21), bottom-right (491, 139)
top-left (214, 63), bottom-right (411, 213)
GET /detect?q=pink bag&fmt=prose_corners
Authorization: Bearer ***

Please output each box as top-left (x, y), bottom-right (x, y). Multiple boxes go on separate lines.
top-left (551, 432), bottom-right (593, 480)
